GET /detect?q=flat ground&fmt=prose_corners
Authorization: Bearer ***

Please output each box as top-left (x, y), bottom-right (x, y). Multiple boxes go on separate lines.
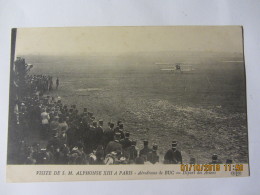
top-left (24, 52), bottom-right (248, 164)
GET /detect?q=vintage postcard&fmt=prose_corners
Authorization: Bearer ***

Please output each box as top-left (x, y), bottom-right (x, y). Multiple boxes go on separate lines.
top-left (6, 26), bottom-right (249, 182)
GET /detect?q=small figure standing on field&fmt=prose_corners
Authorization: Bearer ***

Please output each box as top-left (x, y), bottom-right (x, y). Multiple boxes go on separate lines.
top-left (56, 77), bottom-right (59, 90)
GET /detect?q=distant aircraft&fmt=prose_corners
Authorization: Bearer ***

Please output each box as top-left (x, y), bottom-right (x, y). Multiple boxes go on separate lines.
top-left (156, 63), bottom-right (195, 73)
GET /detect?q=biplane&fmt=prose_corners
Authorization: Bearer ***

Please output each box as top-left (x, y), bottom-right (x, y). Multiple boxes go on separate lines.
top-left (156, 63), bottom-right (195, 73)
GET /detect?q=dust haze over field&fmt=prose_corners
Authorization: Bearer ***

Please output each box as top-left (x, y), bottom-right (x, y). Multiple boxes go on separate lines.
top-left (22, 50), bottom-right (248, 164)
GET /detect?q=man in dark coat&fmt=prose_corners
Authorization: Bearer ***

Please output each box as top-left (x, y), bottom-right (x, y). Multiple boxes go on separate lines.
top-left (86, 121), bottom-right (98, 153)
top-left (118, 123), bottom-right (125, 139)
top-left (164, 141), bottom-right (182, 164)
top-left (209, 154), bottom-right (222, 164)
top-left (124, 140), bottom-right (138, 164)
top-left (56, 77), bottom-right (59, 90)
top-left (95, 120), bottom-right (104, 145)
top-left (139, 140), bottom-right (152, 161)
top-left (120, 132), bottom-right (132, 149)
top-left (105, 133), bottom-right (122, 155)
top-left (102, 122), bottom-right (115, 148)
top-left (135, 154), bottom-right (145, 164)
top-left (147, 144), bottom-right (159, 164)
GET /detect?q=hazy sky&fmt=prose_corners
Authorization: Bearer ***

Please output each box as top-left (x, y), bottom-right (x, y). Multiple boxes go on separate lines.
top-left (15, 26), bottom-right (243, 56)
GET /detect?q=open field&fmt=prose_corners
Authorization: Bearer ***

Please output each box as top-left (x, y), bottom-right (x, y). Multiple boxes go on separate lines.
top-left (24, 52), bottom-right (248, 164)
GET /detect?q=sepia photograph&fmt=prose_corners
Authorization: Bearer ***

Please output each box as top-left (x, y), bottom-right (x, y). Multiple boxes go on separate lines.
top-left (6, 26), bottom-right (249, 181)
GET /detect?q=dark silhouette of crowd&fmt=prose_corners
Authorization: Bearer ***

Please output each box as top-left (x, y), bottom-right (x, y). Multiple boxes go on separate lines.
top-left (11, 73), bottom-right (186, 165)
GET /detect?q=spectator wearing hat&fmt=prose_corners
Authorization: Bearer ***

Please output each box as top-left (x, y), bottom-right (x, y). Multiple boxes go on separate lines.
top-left (226, 159), bottom-right (233, 164)
top-left (49, 116), bottom-right (59, 137)
top-left (125, 140), bottom-right (138, 164)
top-left (102, 122), bottom-right (115, 148)
top-left (164, 141), bottom-right (182, 164)
top-left (58, 117), bottom-right (68, 136)
top-left (118, 123), bottom-right (125, 139)
top-left (47, 133), bottom-right (62, 152)
top-left (80, 108), bottom-right (88, 117)
top-left (85, 121), bottom-right (98, 153)
top-left (49, 107), bottom-right (56, 121)
top-left (105, 132), bottom-right (123, 155)
top-left (56, 77), bottom-right (59, 90)
top-left (94, 145), bottom-right (105, 165)
top-left (61, 104), bottom-right (68, 114)
top-left (147, 144), bottom-right (159, 164)
top-left (66, 122), bottom-right (78, 148)
top-left (59, 126), bottom-right (68, 145)
top-left (96, 120), bottom-right (104, 145)
top-left (139, 140), bottom-right (152, 162)
top-left (120, 132), bottom-right (132, 149)
top-left (49, 76), bottom-right (53, 91)
top-left (117, 120), bottom-right (122, 127)
top-left (189, 157), bottom-right (196, 164)
top-left (209, 154), bottom-right (222, 164)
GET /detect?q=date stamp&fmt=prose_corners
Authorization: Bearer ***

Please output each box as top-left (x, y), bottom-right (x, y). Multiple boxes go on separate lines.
top-left (180, 164), bottom-right (244, 172)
